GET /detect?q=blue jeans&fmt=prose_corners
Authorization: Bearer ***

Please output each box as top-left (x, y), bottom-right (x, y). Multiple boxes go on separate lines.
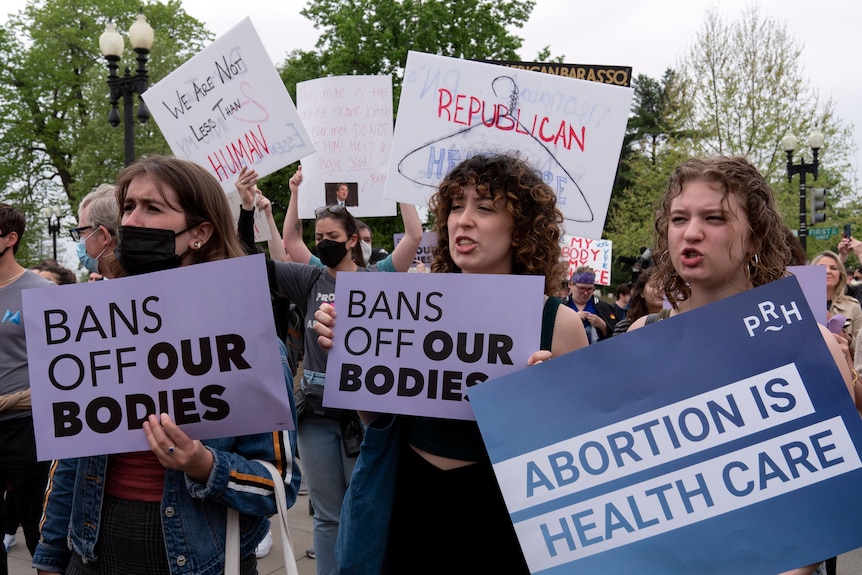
top-left (299, 371), bottom-right (357, 575)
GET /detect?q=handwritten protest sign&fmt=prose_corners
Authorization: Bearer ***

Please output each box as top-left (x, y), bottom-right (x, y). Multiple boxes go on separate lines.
top-left (469, 276), bottom-right (862, 574)
top-left (561, 235), bottom-right (611, 286)
top-left (23, 255), bottom-right (293, 461)
top-left (296, 75), bottom-right (396, 218)
top-left (142, 18), bottom-right (312, 192)
top-left (323, 272), bottom-right (543, 420)
top-left (226, 190), bottom-right (271, 243)
top-left (394, 230), bottom-right (438, 267)
top-left (385, 51), bottom-right (632, 239)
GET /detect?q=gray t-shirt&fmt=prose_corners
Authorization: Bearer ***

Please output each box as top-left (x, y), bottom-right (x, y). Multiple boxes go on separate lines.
top-left (0, 270), bottom-right (53, 419)
top-left (272, 262), bottom-right (372, 373)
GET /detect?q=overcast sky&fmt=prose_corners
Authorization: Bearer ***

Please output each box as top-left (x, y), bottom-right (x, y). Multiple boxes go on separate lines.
top-left (3, 0), bottom-right (858, 176)
top-left (177, 0), bottom-right (860, 178)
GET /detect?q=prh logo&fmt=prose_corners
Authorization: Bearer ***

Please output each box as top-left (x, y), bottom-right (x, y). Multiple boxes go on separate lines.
top-left (743, 300), bottom-right (803, 337)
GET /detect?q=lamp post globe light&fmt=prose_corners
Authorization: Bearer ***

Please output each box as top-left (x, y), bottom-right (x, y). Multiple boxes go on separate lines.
top-left (43, 206), bottom-right (63, 261)
top-left (99, 12), bottom-right (155, 167)
top-left (782, 128), bottom-right (825, 251)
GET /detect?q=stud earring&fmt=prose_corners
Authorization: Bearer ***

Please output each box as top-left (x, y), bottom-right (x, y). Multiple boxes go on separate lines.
top-left (194, 241), bottom-right (201, 249)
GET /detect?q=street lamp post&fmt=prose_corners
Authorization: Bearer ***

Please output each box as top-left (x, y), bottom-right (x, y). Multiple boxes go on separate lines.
top-left (44, 206), bottom-right (62, 261)
top-left (782, 129), bottom-right (825, 251)
top-left (99, 13), bottom-right (155, 167)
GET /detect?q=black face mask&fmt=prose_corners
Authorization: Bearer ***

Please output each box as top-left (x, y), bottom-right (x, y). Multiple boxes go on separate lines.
top-left (115, 225), bottom-right (192, 276)
top-left (316, 239), bottom-right (349, 268)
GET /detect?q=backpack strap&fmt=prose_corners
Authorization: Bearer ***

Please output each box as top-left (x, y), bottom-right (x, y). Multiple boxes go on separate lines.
top-left (645, 307), bottom-right (672, 324)
top-left (541, 296), bottom-right (563, 351)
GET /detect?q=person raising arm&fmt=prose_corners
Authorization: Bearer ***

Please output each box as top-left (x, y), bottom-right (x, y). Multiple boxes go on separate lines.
top-left (281, 166), bottom-right (423, 272)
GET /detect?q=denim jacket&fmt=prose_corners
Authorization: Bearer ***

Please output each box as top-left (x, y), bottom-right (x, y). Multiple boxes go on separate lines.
top-left (33, 341), bottom-right (301, 575)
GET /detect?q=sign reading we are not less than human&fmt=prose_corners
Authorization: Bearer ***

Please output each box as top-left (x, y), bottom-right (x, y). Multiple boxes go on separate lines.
top-left (143, 18), bottom-right (313, 193)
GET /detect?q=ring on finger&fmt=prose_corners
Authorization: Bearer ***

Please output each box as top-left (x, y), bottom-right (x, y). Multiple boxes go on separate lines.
top-left (165, 445), bottom-right (175, 455)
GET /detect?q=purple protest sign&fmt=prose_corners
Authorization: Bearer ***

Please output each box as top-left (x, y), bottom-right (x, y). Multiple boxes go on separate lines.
top-left (323, 272), bottom-right (544, 420)
top-left (23, 255), bottom-right (293, 461)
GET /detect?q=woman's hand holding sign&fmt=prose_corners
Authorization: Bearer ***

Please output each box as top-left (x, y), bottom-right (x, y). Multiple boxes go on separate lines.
top-left (235, 165), bottom-right (259, 210)
top-left (143, 412), bottom-right (214, 483)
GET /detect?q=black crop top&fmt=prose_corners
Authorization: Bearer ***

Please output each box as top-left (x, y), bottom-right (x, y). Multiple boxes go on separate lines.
top-left (405, 296), bottom-right (562, 461)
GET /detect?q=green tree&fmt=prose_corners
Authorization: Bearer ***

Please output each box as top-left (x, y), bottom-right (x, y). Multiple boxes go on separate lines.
top-left (605, 70), bottom-right (693, 280)
top-left (270, 0), bottom-right (541, 252)
top-left (0, 0), bottom-right (211, 259)
top-left (676, 6), bottom-right (854, 219)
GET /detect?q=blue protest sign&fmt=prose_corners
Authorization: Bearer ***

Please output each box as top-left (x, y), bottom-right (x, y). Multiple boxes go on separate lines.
top-left (470, 276), bottom-right (862, 574)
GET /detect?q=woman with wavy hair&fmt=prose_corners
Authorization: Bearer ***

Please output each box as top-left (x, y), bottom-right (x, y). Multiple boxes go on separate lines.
top-left (629, 155), bottom-right (859, 575)
top-left (313, 153), bottom-right (588, 574)
top-left (811, 250), bottom-right (862, 360)
top-left (34, 156), bottom-right (300, 575)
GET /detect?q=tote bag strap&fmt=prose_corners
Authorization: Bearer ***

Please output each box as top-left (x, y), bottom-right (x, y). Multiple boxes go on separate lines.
top-left (225, 460), bottom-right (299, 575)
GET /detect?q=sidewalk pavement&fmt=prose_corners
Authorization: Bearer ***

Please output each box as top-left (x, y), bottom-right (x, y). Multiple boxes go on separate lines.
top-left (6, 491), bottom-right (316, 575)
top-left (7, 497), bottom-right (862, 574)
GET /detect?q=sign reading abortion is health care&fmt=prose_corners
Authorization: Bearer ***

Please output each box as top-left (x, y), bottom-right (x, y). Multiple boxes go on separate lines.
top-left (469, 276), bottom-right (862, 574)
top-left (323, 272), bottom-right (543, 420)
top-left (23, 255), bottom-right (294, 461)
top-left (142, 18), bottom-right (312, 192)
top-left (386, 51), bottom-right (633, 239)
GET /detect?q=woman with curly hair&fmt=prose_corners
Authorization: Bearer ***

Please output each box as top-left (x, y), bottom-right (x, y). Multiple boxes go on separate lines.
top-left (628, 155), bottom-right (858, 575)
top-left (313, 153), bottom-right (588, 574)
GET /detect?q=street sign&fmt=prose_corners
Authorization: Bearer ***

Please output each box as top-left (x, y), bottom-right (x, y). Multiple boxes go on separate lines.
top-left (807, 227), bottom-right (840, 240)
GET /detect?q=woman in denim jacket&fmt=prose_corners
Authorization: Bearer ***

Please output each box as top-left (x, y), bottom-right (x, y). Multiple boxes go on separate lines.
top-left (33, 156), bottom-right (301, 575)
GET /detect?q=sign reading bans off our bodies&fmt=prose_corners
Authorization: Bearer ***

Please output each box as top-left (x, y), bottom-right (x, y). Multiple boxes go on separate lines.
top-left (469, 276), bottom-right (862, 574)
top-left (23, 255), bottom-right (293, 461)
top-left (323, 272), bottom-right (543, 420)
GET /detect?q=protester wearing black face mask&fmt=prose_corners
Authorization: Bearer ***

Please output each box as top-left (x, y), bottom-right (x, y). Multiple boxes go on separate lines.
top-left (259, 200), bottom-right (376, 575)
top-left (34, 156), bottom-right (301, 575)
top-left (315, 238), bottom-right (349, 269)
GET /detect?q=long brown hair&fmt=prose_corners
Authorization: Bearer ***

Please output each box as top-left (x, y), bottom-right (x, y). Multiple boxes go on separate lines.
top-left (113, 155), bottom-right (246, 268)
top-left (428, 154), bottom-right (565, 295)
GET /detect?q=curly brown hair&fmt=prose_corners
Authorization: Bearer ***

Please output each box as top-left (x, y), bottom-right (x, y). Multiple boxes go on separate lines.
top-left (653, 156), bottom-right (791, 307)
top-left (428, 154), bottom-right (565, 295)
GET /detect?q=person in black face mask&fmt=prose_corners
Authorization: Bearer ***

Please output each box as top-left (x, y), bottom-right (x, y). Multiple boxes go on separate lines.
top-left (35, 156), bottom-right (301, 575)
top-left (260, 197), bottom-right (376, 575)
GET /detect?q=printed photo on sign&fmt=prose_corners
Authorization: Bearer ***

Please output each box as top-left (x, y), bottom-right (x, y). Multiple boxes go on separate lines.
top-left (469, 276), bottom-right (862, 574)
top-left (22, 255), bottom-right (294, 461)
top-left (296, 75), bottom-right (396, 218)
top-left (323, 272), bottom-right (544, 420)
top-left (142, 18), bottom-right (312, 192)
top-left (385, 51), bottom-right (632, 239)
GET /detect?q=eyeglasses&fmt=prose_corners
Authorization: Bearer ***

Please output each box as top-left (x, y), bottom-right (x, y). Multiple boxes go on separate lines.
top-left (69, 226), bottom-right (92, 242)
top-left (314, 205), bottom-right (348, 218)
top-left (574, 285), bottom-right (595, 293)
